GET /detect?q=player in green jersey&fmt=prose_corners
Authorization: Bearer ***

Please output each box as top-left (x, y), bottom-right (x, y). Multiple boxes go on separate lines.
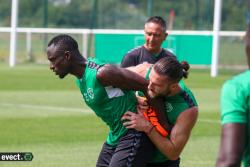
top-left (122, 57), bottom-right (198, 165)
top-left (216, 19), bottom-right (250, 167)
top-left (216, 71), bottom-right (250, 167)
top-left (46, 34), bottom-right (170, 167)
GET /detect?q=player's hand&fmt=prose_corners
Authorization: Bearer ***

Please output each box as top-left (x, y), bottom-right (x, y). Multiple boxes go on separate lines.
top-left (121, 111), bottom-right (151, 132)
top-left (136, 94), bottom-right (149, 112)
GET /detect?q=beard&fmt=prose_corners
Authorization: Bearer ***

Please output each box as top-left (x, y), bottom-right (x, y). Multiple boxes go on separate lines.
top-left (147, 89), bottom-right (171, 98)
top-left (147, 89), bottom-right (158, 98)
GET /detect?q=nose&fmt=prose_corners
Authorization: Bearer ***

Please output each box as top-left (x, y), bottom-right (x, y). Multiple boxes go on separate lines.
top-left (148, 35), bottom-right (154, 42)
top-left (148, 81), bottom-right (153, 90)
top-left (50, 63), bottom-right (55, 71)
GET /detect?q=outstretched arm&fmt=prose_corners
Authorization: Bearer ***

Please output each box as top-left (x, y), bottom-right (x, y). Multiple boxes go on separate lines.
top-left (97, 64), bottom-right (171, 131)
top-left (122, 106), bottom-right (198, 160)
top-left (216, 124), bottom-right (246, 167)
top-left (96, 64), bottom-right (149, 92)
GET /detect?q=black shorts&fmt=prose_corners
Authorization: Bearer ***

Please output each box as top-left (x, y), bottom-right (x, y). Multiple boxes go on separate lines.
top-left (147, 158), bottom-right (180, 167)
top-left (96, 129), bottom-right (155, 167)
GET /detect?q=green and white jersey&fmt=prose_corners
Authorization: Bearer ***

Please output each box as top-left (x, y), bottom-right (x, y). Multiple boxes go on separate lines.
top-left (76, 58), bottom-right (137, 146)
top-left (221, 70), bottom-right (250, 166)
top-left (144, 66), bottom-right (198, 163)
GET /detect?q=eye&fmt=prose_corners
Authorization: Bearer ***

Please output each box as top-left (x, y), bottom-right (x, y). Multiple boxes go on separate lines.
top-left (146, 32), bottom-right (152, 36)
top-left (49, 57), bottom-right (55, 62)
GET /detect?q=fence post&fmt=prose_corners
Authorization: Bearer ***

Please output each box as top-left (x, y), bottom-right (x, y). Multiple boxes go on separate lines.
top-left (9, 0), bottom-right (19, 67)
top-left (82, 33), bottom-right (88, 59)
top-left (211, 0), bottom-right (222, 77)
top-left (26, 30), bottom-right (32, 61)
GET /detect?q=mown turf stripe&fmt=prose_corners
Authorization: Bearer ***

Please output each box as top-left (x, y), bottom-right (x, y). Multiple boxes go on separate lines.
top-left (0, 102), bottom-right (92, 114)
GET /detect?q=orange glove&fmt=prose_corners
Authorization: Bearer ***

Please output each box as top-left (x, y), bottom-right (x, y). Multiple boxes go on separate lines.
top-left (143, 107), bottom-right (168, 137)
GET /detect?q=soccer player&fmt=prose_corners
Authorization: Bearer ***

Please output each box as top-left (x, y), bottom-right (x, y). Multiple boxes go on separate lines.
top-left (121, 15), bottom-right (183, 166)
top-left (122, 57), bottom-right (198, 166)
top-left (216, 70), bottom-right (250, 167)
top-left (216, 17), bottom-right (250, 167)
top-left (46, 34), bottom-right (169, 167)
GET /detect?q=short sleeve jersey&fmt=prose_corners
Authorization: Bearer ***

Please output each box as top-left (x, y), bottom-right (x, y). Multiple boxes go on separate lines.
top-left (220, 70), bottom-right (250, 166)
top-left (121, 45), bottom-right (175, 68)
top-left (144, 67), bottom-right (198, 163)
top-left (76, 58), bottom-right (137, 146)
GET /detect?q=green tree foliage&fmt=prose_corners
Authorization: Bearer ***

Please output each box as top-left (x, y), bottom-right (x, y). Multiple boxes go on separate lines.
top-left (0, 0), bottom-right (11, 26)
top-left (0, 0), bottom-right (249, 30)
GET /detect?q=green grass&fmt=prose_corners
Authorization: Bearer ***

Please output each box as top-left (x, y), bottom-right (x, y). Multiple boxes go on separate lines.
top-left (0, 64), bottom-right (240, 167)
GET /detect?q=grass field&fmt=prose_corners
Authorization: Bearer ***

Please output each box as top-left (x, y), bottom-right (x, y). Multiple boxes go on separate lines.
top-left (0, 64), bottom-right (244, 167)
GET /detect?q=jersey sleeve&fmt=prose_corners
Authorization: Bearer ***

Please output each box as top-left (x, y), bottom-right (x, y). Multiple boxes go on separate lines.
top-left (220, 80), bottom-right (248, 125)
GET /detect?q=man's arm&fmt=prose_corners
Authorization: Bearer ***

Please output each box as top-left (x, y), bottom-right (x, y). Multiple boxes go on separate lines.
top-left (122, 106), bottom-right (198, 160)
top-left (216, 123), bottom-right (246, 167)
top-left (96, 64), bottom-right (148, 92)
top-left (97, 64), bottom-right (171, 131)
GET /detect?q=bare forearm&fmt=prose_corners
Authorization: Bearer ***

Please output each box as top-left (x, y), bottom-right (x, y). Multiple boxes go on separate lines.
top-left (145, 108), bottom-right (197, 160)
top-left (97, 64), bottom-right (148, 92)
top-left (216, 124), bottom-right (246, 167)
top-left (146, 126), bottom-right (180, 160)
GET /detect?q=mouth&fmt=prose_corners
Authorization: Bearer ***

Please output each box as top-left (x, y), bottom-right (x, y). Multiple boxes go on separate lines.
top-left (52, 70), bottom-right (58, 75)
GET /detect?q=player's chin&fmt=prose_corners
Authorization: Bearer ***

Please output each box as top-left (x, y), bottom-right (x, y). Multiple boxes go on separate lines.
top-left (58, 73), bottom-right (67, 79)
top-left (148, 90), bottom-right (157, 98)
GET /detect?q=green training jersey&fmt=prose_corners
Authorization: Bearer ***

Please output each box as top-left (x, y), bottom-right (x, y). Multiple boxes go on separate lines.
top-left (150, 83), bottom-right (198, 163)
top-left (220, 70), bottom-right (250, 166)
top-left (76, 58), bottom-right (137, 146)
top-left (144, 66), bottom-right (198, 163)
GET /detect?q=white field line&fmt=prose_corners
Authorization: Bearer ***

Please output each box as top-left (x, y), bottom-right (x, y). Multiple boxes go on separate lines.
top-left (0, 102), bottom-right (220, 123)
top-left (0, 102), bottom-right (92, 114)
top-left (183, 160), bottom-right (215, 165)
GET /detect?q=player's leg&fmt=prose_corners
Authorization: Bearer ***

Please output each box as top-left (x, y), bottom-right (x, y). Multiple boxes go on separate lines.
top-left (109, 129), bottom-right (155, 167)
top-left (96, 142), bottom-right (115, 167)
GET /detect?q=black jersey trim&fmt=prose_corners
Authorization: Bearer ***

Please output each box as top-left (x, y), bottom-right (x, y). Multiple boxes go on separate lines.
top-left (179, 91), bottom-right (195, 108)
top-left (87, 61), bottom-right (103, 71)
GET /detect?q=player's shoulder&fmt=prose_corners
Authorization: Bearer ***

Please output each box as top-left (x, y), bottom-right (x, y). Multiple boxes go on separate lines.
top-left (126, 46), bottom-right (143, 56)
top-left (226, 71), bottom-right (250, 85)
top-left (162, 48), bottom-right (176, 57)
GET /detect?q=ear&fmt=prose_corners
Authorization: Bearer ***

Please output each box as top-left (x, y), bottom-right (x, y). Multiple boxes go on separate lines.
top-left (170, 82), bottom-right (178, 90)
top-left (64, 51), bottom-right (71, 60)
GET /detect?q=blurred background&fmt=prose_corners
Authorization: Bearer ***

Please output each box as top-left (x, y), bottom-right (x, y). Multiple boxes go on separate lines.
top-left (0, 0), bottom-right (249, 71)
top-left (0, 1), bottom-right (249, 167)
